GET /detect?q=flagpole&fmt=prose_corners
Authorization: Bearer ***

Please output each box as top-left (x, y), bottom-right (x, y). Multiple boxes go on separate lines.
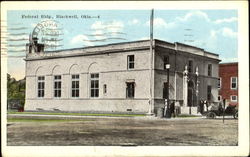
top-left (148, 9), bottom-right (154, 115)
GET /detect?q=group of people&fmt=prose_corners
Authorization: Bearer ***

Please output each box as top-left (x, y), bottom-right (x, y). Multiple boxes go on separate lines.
top-left (164, 101), bottom-right (177, 118)
top-left (198, 100), bottom-right (209, 114)
top-left (163, 99), bottom-right (216, 117)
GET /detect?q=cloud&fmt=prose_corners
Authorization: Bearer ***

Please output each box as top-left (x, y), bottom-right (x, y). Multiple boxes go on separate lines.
top-left (214, 17), bottom-right (237, 24)
top-left (70, 35), bottom-right (94, 46)
top-left (176, 11), bottom-right (210, 22)
top-left (91, 21), bottom-right (103, 30)
top-left (208, 27), bottom-right (237, 39)
top-left (146, 18), bottom-right (175, 29)
top-left (210, 30), bottom-right (217, 38)
top-left (221, 27), bottom-right (237, 38)
top-left (91, 20), bottom-right (124, 32)
top-left (64, 29), bottom-right (69, 35)
top-left (146, 11), bottom-right (210, 30)
top-left (128, 19), bottom-right (140, 25)
top-left (90, 20), bottom-right (124, 39)
top-left (153, 18), bottom-right (168, 28)
top-left (220, 57), bottom-right (238, 63)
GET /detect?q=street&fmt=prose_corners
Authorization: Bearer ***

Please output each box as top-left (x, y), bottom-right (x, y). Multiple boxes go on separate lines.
top-left (7, 116), bottom-right (238, 146)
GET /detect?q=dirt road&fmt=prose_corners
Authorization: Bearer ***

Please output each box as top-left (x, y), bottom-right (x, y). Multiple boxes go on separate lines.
top-left (7, 116), bottom-right (238, 146)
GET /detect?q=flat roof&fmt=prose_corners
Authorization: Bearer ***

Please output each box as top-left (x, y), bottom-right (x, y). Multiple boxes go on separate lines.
top-left (26, 39), bottom-right (220, 61)
top-left (219, 62), bottom-right (238, 65)
top-left (45, 39), bottom-right (151, 53)
top-left (45, 39), bottom-right (219, 56)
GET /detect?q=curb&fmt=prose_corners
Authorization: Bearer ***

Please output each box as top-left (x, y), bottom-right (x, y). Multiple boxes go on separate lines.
top-left (7, 113), bottom-right (204, 121)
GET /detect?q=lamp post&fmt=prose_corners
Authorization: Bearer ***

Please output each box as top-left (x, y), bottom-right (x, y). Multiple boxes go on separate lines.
top-left (165, 64), bottom-right (171, 118)
top-left (183, 65), bottom-right (189, 109)
top-left (195, 67), bottom-right (199, 107)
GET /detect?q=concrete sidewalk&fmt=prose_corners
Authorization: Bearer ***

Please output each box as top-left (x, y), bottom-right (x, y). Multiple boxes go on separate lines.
top-left (7, 113), bottom-right (204, 121)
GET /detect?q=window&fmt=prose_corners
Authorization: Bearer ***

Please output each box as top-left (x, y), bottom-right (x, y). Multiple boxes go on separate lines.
top-left (103, 84), bottom-right (107, 94)
top-left (54, 75), bottom-right (61, 97)
top-left (207, 85), bottom-right (212, 101)
top-left (218, 95), bottom-right (222, 101)
top-left (208, 64), bottom-right (212, 76)
top-left (163, 56), bottom-right (169, 69)
top-left (126, 82), bottom-right (135, 98)
top-left (163, 82), bottom-right (168, 99)
top-left (127, 55), bottom-right (134, 69)
top-left (218, 77), bottom-right (221, 89)
top-left (37, 76), bottom-right (45, 97)
top-left (71, 74), bottom-right (79, 97)
top-left (231, 95), bottom-right (238, 102)
top-left (90, 73), bottom-right (99, 98)
top-left (188, 60), bottom-right (193, 73)
top-left (231, 77), bottom-right (237, 89)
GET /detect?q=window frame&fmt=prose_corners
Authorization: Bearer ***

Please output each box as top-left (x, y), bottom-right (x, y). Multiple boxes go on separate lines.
top-left (218, 95), bottom-right (222, 101)
top-left (231, 77), bottom-right (237, 90)
top-left (231, 95), bottom-right (238, 102)
top-left (90, 73), bottom-right (99, 98)
top-left (126, 82), bottom-right (135, 98)
top-left (71, 74), bottom-right (80, 98)
top-left (37, 76), bottom-right (45, 98)
top-left (208, 64), bottom-right (212, 76)
top-left (188, 60), bottom-right (193, 73)
top-left (218, 77), bottom-right (221, 89)
top-left (54, 75), bottom-right (62, 98)
top-left (127, 55), bottom-right (135, 70)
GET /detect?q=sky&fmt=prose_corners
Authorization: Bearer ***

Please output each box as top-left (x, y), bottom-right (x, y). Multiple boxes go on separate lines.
top-left (3, 10), bottom-right (238, 80)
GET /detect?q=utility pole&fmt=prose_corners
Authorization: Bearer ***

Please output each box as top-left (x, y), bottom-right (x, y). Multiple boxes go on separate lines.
top-left (148, 9), bottom-right (154, 115)
top-left (223, 99), bottom-right (226, 123)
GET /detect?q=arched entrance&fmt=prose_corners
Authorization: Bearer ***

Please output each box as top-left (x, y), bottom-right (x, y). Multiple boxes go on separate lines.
top-left (188, 81), bottom-right (194, 107)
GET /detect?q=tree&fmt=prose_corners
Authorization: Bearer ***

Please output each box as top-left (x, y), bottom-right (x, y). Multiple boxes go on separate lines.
top-left (7, 73), bottom-right (25, 108)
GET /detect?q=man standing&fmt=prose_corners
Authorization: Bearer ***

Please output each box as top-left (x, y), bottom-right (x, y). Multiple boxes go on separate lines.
top-left (170, 102), bottom-right (175, 118)
top-left (199, 99), bottom-right (204, 114)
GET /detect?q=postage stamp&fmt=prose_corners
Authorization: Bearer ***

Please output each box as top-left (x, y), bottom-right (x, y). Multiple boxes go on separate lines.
top-left (31, 19), bottom-right (63, 50)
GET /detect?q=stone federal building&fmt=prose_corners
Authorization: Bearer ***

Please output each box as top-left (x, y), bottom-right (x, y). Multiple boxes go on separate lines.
top-left (24, 39), bottom-right (220, 114)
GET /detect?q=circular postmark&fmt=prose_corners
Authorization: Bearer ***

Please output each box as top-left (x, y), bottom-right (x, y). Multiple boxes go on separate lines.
top-left (32, 20), bottom-right (63, 51)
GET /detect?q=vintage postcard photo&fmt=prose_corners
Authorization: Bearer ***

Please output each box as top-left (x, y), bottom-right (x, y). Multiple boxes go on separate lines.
top-left (1, 1), bottom-right (249, 157)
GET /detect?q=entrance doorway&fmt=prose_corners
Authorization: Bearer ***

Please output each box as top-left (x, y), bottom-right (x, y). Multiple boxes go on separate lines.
top-left (188, 81), bottom-right (194, 107)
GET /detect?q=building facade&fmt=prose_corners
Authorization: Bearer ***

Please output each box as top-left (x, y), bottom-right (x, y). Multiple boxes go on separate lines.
top-left (218, 62), bottom-right (238, 106)
top-left (24, 39), bottom-right (220, 114)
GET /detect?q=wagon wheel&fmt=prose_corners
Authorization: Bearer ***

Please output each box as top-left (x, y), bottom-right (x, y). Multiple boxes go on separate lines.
top-left (206, 112), bottom-right (216, 119)
top-left (233, 112), bottom-right (238, 119)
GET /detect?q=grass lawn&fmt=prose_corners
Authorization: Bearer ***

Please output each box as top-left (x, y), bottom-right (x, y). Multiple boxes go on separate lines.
top-left (7, 118), bottom-right (88, 122)
top-left (176, 114), bottom-right (202, 118)
top-left (7, 111), bottom-right (146, 117)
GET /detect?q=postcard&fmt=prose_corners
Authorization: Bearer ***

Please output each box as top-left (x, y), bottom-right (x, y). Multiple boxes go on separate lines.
top-left (1, 1), bottom-right (249, 157)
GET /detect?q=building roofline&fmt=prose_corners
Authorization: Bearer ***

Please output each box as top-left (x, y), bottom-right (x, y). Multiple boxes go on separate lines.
top-left (27, 39), bottom-right (220, 61)
top-left (45, 39), bottom-right (219, 56)
top-left (219, 62), bottom-right (238, 65)
top-left (174, 42), bottom-right (204, 51)
top-left (45, 39), bottom-right (150, 53)
top-left (154, 40), bottom-right (219, 57)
